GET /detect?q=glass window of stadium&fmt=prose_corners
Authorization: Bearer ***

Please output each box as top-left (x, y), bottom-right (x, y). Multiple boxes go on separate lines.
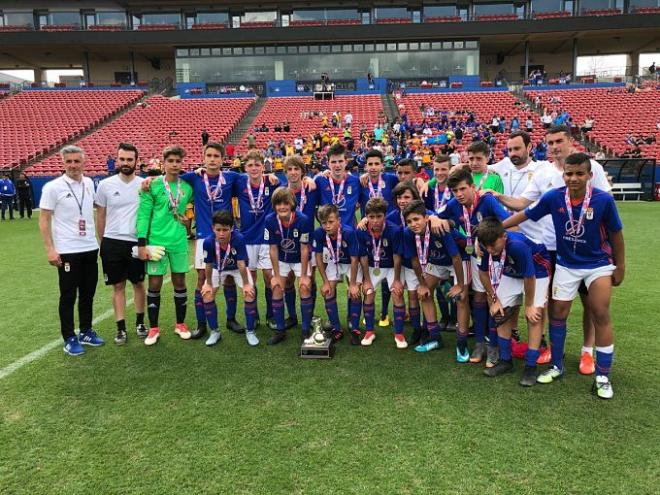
top-left (374, 7), bottom-right (411, 20)
top-left (326, 9), bottom-right (360, 20)
top-left (292, 9), bottom-right (324, 21)
top-left (1, 11), bottom-right (34, 27)
top-left (196, 12), bottom-right (229, 24)
top-left (629, 0), bottom-right (660, 8)
top-left (580, 0), bottom-right (618, 10)
top-left (241, 11), bottom-right (277, 23)
top-left (48, 11), bottom-right (81, 26)
top-left (531, 0), bottom-right (564, 13)
top-left (96, 11), bottom-right (127, 26)
top-left (141, 13), bottom-right (181, 26)
top-left (424, 5), bottom-right (459, 18)
top-left (473, 3), bottom-right (516, 15)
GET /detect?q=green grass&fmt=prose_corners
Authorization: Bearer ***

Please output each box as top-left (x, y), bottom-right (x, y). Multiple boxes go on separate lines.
top-left (1, 203), bottom-right (659, 495)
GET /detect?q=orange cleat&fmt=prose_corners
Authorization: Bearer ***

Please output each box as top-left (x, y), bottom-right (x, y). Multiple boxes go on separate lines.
top-left (579, 351), bottom-right (596, 375)
top-left (537, 347), bottom-right (552, 365)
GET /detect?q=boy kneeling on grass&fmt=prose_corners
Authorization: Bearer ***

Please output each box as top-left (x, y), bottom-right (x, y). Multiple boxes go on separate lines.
top-left (476, 218), bottom-right (551, 386)
top-left (200, 210), bottom-right (257, 347)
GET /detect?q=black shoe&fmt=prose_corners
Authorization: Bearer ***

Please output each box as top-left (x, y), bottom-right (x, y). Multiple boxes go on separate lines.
top-left (284, 316), bottom-right (298, 330)
top-left (332, 330), bottom-right (344, 343)
top-left (519, 366), bottom-right (538, 387)
top-left (267, 332), bottom-right (287, 345)
top-left (322, 321), bottom-right (334, 333)
top-left (226, 319), bottom-right (245, 334)
top-left (349, 330), bottom-right (362, 345)
top-left (408, 327), bottom-right (423, 346)
top-left (190, 326), bottom-right (208, 340)
top-left (114, 329), bottom-right (127, 346)
top-left (136, 324), bottom-right (148, 339)
top-left (483, 360), bottom-right (513, 377)
top-left (267, 317), bottom-right (278, 331)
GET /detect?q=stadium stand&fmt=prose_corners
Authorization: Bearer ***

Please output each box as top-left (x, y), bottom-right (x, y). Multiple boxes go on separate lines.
top-left (137, 24), bottom-right (178, 31)
top-left (474, 14), bottom-right (519, 21)
top-left (235, 95), bottom-right (384, 153)
top-left (375, 17), bottom-right (412, 24)
top-left (532, 11), bottom-right (572, 19)
top-left (27, 95), bottom-right (255, 175)
top-left (425, 16), bottom-right (462, 23)
top-left (0, 90), bottom-right (144, 171)
top-left (581, 8), bottom-right (622, 16)
top-left (525, 88), bottom-right (660, 159)
top-left (88, 24), bottom-right (125, 31)
top-left (239, 21), bottom-right (276, 28)
top-left (191, 23), bottom-right (227, 29)
top-left (326, 19), bottom-right (361, 25)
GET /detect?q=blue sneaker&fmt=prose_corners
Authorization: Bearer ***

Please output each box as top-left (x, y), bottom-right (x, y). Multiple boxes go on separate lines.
top-left (78, 329), bottom-right (105, 347)
top-left (456, 346), bottom-right (470, 363)
top-left (63, 336), bottom-right (85, 356)
top-left (415, 339), bottom-right (441, 353)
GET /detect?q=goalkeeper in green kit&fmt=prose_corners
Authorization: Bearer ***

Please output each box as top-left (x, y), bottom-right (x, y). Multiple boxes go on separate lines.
top-left (137, 146), bottom-right (194, 346)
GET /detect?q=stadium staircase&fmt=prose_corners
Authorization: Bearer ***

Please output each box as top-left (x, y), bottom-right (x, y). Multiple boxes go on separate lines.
top-left (381, 93), bottom-right (399, 123)
top-left (227, 96), bottom-right (268, 145)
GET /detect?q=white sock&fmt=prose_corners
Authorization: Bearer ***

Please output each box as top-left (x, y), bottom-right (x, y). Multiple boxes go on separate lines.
top-left (581, 346), bottom-right (593, 355)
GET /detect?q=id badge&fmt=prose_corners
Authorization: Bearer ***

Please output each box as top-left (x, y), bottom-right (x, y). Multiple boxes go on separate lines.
top-left (78, 218), bottom-right (87, 236)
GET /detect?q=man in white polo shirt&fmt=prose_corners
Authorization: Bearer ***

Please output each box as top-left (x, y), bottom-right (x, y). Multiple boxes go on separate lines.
top-left (39, 145), bottom-right (104, 356)
top-left (95, 143), bottom-right (146, 346)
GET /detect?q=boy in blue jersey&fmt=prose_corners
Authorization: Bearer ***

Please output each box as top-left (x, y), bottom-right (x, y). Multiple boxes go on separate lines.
top-left (314, 143), bottom-right (360, 227)
top-left (503, 153), bottom-right (625, 399)
top-left (403, 200), bottom-right (467, 359)
top-left (477, 218), bottom-right (551, 385)
top-left (266, 188), bottom-right (313, 345)
top-left (200, 210), bottom-right (258, 347)
top-left (357, 198), bottom-right (407, 348)
top-left (441, 167), bottom-right (511, 366)
top-left (313, 204), bottom-right (362, 344)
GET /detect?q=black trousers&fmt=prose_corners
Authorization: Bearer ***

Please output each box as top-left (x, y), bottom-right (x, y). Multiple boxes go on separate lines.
top-left (18, 195), bottom-right (32, 218)
top-left (0, 196), bottom-right (13, 219)
top-left (57, 250), bottom-right (98, 340)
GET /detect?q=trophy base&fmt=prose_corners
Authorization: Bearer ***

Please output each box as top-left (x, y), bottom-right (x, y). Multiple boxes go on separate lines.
top-left (299, 338), bottom-right (334, 359)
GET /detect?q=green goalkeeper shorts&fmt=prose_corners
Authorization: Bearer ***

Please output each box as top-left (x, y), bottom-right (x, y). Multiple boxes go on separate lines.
top-left (146, 249), bottom-right (189, 276)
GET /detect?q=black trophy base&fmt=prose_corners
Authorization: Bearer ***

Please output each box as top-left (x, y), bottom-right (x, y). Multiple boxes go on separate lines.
top-left (300, 338), bottom-right (334, 359)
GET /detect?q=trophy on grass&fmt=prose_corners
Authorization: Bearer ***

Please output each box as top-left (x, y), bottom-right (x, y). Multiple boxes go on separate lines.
top-left (300, 316), bottom-right (334, 359)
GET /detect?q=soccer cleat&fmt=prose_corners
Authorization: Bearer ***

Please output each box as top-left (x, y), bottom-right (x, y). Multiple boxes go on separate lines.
top-left (245, 330), bottom-right (260, 347)
top-left (190, 326), bottom-right (208, 340)
top-left (144, 327), bottom-right (160, 346)
top-left (227, 319), bottom-right (245, 334)
top-left (537, 346), bottom-right (552, 365)
top-left (537, 366), bottom-right (564, 384)
top-left (456, 346), bottom-right (470, 363)
top-left (361, 331), bottom-right (376, 346)
top-left (378, 315), bottom-right (390, 327)
top-left (349, 330), bottom-right (362, 346)
top-left (395, 334), bottom-right (408, 349)
top-left (332, 330), bottom-right (344, 343)
top-left (408, 327), bottom-right (423, 347)
top-left (267, 317), bottom-right (278, 331)
top-left (519, 366), bottom-right (538, 387)
top-left (136, 324), bottom-right (148, 339)
top-left (483, 360), bottom-right (513, 377)
top-left (284, 316), bottom-right (298, 330)
top-left (63, 336), bottom-right (85, 356)
top-left (205, 330), bottom-right (222, 347)
top-left (593, 375), bottom-right (614, 400)
top-left (114, 329), bottom-right (127, 346)
top-left (579, 351), bottom-right (596, 375)
top-left (415, 339), bottom-right (442, 353)
top-left (469, 342), bottom-right (486, 363)
top-left (174, 323), bottom-right (191, 340)
top-left (267, 332), bottom-right (287, 346)
top-left (78, 329), bottom-right (105, 347)
top-left (486, 345), bottom-right (500, 369)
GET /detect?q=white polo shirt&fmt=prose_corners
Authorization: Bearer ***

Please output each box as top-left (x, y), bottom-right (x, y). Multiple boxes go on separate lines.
top-left (94, 174), bottom-right (144, 242)
top-left (39, 174), bottom-right (99, 254)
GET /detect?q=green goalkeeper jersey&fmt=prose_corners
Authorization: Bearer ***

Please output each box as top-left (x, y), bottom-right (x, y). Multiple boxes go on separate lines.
top-left (471, 171), bottom-right (504, 194)
top-left (136, 176), bottom-right (193, 252)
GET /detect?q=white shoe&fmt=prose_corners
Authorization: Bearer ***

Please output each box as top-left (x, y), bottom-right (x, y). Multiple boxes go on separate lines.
top-left (245, 330), bottom-right (259, 346)
top-left (394, 335), bottom-right (408, 349)
top-left (594, 375), bottom-right (614, 399)
top-left (361, 331), bottom-right (376, 346)
top-left (205, 330), bottom-right (222, 347)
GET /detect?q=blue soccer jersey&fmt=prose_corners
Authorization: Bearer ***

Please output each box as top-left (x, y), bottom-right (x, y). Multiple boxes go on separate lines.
top-left (356, 222), bottom-right (402, 269)
top-left (202, 230), bottom-right (249, 272)
top-left (403, 226), bottom-right (459, 267)
top-left (312, 225), bottom-right (360, 265)
top-left (478, 231), bottom-right (551, 279)
top-left (359, 173), bottom-right (399, 217)
top-left (290, 184), bottom-right (319, 231)
top-left (233, 175), bottom-right (277, 244)
top-left (315, 174), bottom-right (360, 226)
top-left (264, 211), bottom-right (311, 264)
top-left (425, 184), bottom-right (453, 215)
top-left (525, 187), bottom-right (622, 269)
top-left (181, 170), bottom-right (240, 239)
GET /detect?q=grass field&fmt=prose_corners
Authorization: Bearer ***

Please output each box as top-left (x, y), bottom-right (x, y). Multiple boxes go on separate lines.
top-left (1, 203), bottom-right (659, 495)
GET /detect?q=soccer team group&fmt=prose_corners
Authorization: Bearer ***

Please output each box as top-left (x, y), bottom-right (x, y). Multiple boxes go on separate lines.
top-left (38, 124), bottom-right (625, 399)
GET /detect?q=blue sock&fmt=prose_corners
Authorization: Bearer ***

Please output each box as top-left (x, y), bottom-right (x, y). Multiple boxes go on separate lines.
top-left (265, 287), bottom-right (273, 319)
top-left (223, 285), bottom-right (237, 321)
top-left (488, 325), bottom-right (498, 347)
top-left (285, 286), bottom-right (297, 320)
top-left (549, 317), bottom-right (567, 370)
top-left (427, 320), bottom-right (440, 340)
top-left (456, 328), bottom-right (468, 352)
top-left (203, 301), bottom-right (218, 331)
top-left (301, 296), bottom-right (314, 337)
top-left (380, 281), bottom-right (391, 318)
top-left (349, 298), bottom-right (362, 332)
top-left (194, 289), bottom-right (206, 327)
top-left (472, 300), bottom-right (488, 343)
top-left (409, 305), bottom-right (421, 331)
top-left (273, 297), bottom-right (285, 332)
top-left (450, 300), bottom-right (458, 322)
top-left (436, 286), bottom-right (450, 321)
top-left (324, 296), bottom-right (341, 332)
top-left (525, 348), bottom-right (540, 368)
top-left (364, 302), bottom-right (375, 332)
top-left (244, 300), bottom-right (257, 332)
top-left (311, 281), bottom-right (317, 314)
top-left (595, 345), bottom-right (614, 377)
top-left (498, 336), bottom-right (512, 361)
top-left (393, 304), bottom-right (406, 335)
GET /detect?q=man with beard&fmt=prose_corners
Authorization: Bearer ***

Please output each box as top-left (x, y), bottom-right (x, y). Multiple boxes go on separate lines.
top-left (95, 143), bottom-right (147, 345)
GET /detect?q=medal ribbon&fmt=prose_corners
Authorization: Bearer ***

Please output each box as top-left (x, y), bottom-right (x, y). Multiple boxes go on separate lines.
top-left (331, 178), bottom-right (346, 205)
top-left (247, 177), bottom-right (265, 212)
top-left (564, 182), bottom-right (593, 251)
top-left (462, 191), bottom-right (480, 256)
top-left (476, 172), bottom-right (489, 191)
top-left (368, 175), bottom-right (385, 199)
top-left (203, 170), bottom-right (225, 203)
top-left (488, 245), bottom-right (507, 294)
top-left (162, 177), bottom-right (182, 213)
top-left (435, 184), bottom-right (451, 214)
top-left (325, 226), bottom-right (342, 278)
top-left (415, 225), bottom-right (431, 272)
top-left (215, 236), bottom-right (232, 273)
top-left (277, 212), bottom-right (296, 243)
top-left (368, 226), bottom-right (383, 270)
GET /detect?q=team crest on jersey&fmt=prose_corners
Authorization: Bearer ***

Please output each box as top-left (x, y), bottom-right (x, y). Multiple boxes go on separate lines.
top-left (265, 188), bottom-right (270, 196)
top-left (347, 186), bottom-right (352, 194)
top-left (435, 241), bottom-right (443, 248)
top-left (508, 256), bottom-right (514, 264)
top-left (477, 212), bottom-right (483, 222)
top-left (528, 172), bottom-right (534, 180)
top-left (383, 239), bottom-right (388, 247)
top-left (341, 241), bottom-right (347, 247)
top-left (264, 229), bottom-right (270, 240)
top-left (231, 248), bottom-right (236, 255)
top-left (293, 229), bottom-right (299, 238)
top-left (586, 208), bottom-right (594, 220)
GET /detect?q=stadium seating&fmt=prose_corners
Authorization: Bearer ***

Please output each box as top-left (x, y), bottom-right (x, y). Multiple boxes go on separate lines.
top-left (235, 95), bottom-right (384, 154)
top-left (289, 20), bottom-right (325, 27)
top-left (375, 18), bottom-right (412, 24)
top-left (633, 6), bottom-right (660, 13)
top-left (398, 91), bottom-right (548, 161)
top-left (474, 14), bottom-right (519, 21)
top-left (191, 23), bottom-right (227, 29)
top-left (525, 88), bottom-right (660, 160)
top-left (40, 25), bottom-right (79, 32)
top-left (0, 25), bottom-right (33, 32)
top-left (27, 96), bottom-right (255, 176)
top-left (581, 8), bottom-right (622, 16)
top-left (533, 11), bottom-right (572, 19)
top-left (326, 19), bottom-right (361, 25)
top-left (89, 24), bottom-right (125, 31)
top-left (0, 90), bottom-right (144, 171)
top-left (137, 24), bottom-right (178, 31)
top-left (239, 21), bottom-right (276, 28)
top-left (425, 16), bottom-right (462, 23)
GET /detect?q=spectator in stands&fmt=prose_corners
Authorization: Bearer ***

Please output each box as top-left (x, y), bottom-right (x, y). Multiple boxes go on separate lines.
top-left (510, 116), bottom-right (520, 131)
top-left (283, 121), bottom-right (290, 132)
top-left (541, 111), bottom-right (553, 129)
top-left (581, 116), bottom-right (595, 134)
top-left (533, 141), bottom-right (548, 161)
top-left (274, 123), bottom-right (282, 132)
top-left (490, 115), bottom-right (499, 134)
top-left (525, 116), bottom-right (534, 133)
top-left (344, 111), bottom-right (353, 129)
top-left (259, 123), bottom-right (269, 132)
top-left (0, 173), bottom-right (16, 220)
top-left (225, 143), bottom-right (235, 159)
top-left (106, 154), bottom-right (116, 175)
top-left (454, 126), bottom-right (464, 145)
top-left (16, 173), bottom-right (33, 219)
top-left (247, 133), bottom-right (256, 149)
top-left (201, 129), bottom-right (209, 146)
top-left (648, 62), bottom-right (656, 76)
top-left (498, 116), bottom-right (506, 134)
